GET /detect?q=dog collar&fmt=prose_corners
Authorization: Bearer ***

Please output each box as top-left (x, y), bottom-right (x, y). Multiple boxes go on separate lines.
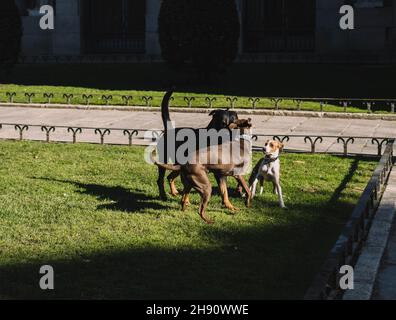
top-left (263, 155), bottom-right (279, 164)
top-left (237, 134), bottom-right (252, 141)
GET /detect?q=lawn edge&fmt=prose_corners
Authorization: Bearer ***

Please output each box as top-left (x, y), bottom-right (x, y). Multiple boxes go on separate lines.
top-left (2, 102), bottom-right (396, 121)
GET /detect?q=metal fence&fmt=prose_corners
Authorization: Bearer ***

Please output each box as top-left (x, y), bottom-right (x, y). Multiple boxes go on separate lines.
top-left (304, 139), bottom-right (395, 300)
top-left (17, 53), bottom-right (396, 65)
top-left (17, 55), bottom-right (157, 64)
top-left (252, 134), bottom-right (391, 157)
top-left (0, 124), bottom-right (153, 146)
top-left (0, 123), bottom-right (392, 157)
top-left (1, 91), bottom-right (396, 113)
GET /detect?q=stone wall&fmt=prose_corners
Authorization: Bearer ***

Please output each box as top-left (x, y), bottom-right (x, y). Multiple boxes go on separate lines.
top-left (145, 0), bottom-right (161, 56)
top-left (15, 0), bottom-right (396, 61)
top-left (52, 0), bottom-right (81, 55)
top-left (18, 0), bottom-right (53, 55)
top-left (316, 0), bottom-right (395, 58)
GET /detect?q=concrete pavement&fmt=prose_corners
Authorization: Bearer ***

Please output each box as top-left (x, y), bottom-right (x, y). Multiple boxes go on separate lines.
top-left (373, 216), bottom-right (396, 299)
top-left (343, 168), bottom-right (396, 300)
top-left (0, 106), bottom-right (396, 154)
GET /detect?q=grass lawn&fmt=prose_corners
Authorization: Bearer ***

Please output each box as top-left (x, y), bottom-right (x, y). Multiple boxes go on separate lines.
top-left (0, 140), bottom-right (376, 299)
top-left (1, 63), bottom-right (396, 113)
top-left (0, 84), bottom-right (370, 113)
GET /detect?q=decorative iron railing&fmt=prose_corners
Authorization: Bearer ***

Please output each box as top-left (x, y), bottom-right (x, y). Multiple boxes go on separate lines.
top-left (18, 52), bottom-right (396, 65)
top-left (304, 139), bottom-right (395, 300)
top-left (1, 91), bottom-right (396, 114)
top-left (0, 123), bottom-right (392, 157)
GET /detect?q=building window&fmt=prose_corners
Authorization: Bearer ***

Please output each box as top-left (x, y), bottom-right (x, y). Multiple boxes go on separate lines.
top-left (243, 0), bottom-right (316, 53)
top-left (17, 0), bottom-right (56, 16)
top-left (82, 0), bottom-right (146, 54)
top-left (349, 0), bottom-right (387, 8)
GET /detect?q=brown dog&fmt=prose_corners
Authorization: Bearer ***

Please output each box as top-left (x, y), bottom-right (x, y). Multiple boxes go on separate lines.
top-left (157, 91), bottom-right (239, 200)
top-left (154, 119), bottom-right (253, 224)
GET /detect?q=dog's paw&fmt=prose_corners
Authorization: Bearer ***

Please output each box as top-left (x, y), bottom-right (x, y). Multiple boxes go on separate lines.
top-left (225, 205), bottom-right (239, 213)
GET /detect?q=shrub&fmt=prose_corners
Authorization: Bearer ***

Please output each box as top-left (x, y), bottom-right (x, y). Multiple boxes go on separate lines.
top-left (158, 0), bottom-right (240, 73)
top-left (0, 0), bottom-right (22, 78)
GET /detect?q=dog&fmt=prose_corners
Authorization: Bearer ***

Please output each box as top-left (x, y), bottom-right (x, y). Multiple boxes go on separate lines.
top-left (156, 91), bottom-right (239, 200)
top-left (154, 118), bottom-right (253, 224)
top-left (249, 140), bottom-right (286, 209)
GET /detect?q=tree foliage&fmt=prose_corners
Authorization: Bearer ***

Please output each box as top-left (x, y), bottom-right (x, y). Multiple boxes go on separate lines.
top-left (0, 0), bottom-right (22, 78)
top-left (158, 0), bottom-right (240, 73)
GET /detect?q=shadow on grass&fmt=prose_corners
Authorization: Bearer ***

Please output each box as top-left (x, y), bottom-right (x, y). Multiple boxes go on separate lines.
top-left (328, 158), bottom-right (360, 206)
top-left (7, 162), bottom-right (365, 300)
top-left (0, 217), bottom-right (338, 300)
top-left (34, 177), bottom-right (170, 213)
top-left (1, 181), bottom-right (359, 300)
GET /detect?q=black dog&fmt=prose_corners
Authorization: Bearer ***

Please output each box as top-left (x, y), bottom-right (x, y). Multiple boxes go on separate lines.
top-left (156, 91), bottom-right (239, 200)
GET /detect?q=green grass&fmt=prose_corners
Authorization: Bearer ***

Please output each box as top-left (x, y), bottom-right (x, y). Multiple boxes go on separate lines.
top-left (1, 63), bottom-right (396, 113)
top-left (0, 140), bottom-right (376, 299)
top-left (0, 84), bottom-right (380, 113)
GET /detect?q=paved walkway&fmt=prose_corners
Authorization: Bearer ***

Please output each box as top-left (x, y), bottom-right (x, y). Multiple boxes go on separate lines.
top-left (343, 167), bottom-right (396, 300)
top-left (0, 106), bottom-right (396, 154)
top-left (373, 214), bottom-right (396, 299)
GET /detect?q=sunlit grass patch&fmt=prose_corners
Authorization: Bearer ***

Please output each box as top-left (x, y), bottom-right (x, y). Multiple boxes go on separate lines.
top-left (0, 141), bottom-right (376, 299)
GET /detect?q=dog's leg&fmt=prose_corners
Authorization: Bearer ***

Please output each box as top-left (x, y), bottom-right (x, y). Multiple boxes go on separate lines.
top-left (250, 170), bottom-right (262, 199)
top-left (235, 182), bottom-right (243, 197)
top-left (193, 171), bottom-right (213, 224)
top-left (273, 182), bottom-right (278, 195)
top-left (198, 186), bottom-right (213, 224)
top-left (275, 182), bottom-right (286, 209)
top-left (157, 167), bottom-right (167, 200)
top-left (181, 186), bottom-right (192, 211)
top-left (167, 171), bottom-right (180, 197)
top-left (236, 175), bottom-right (252, 208)
top-left (259, 177), bottom-right (264, 195)
top-left (218, 175), bottom-right (238, 212)
top-left (250, 178), bottom-right (258, 199)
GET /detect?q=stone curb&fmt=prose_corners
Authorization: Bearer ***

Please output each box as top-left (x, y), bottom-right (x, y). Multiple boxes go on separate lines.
top-left (343, 168), bottom-right (396, 300)
top-left (2, 103), bottom-right (396, 121)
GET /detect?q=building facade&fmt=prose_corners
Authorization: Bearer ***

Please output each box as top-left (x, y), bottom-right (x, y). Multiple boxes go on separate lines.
top-left (15, 0), bottom-right (396, 62)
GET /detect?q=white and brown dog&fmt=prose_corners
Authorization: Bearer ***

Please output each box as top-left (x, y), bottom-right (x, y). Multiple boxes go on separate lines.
top-left (250, 140), bottom-right (286, 209)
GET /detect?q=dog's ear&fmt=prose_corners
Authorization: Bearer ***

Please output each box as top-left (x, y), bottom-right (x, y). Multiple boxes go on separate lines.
top-left (209, 110), bottom-right (219, 117)
top-left (278, 142), bottom-right (284, 153)
top-left (228, 123), bottom-right (238, 129)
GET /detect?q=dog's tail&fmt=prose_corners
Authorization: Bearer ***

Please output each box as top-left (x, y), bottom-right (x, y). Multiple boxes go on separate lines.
top-left (161, 90), bottom-right (174, 131)
top-left (151, 149), bottom-right (181, 171)
top-left (156, 162), bottom-right (181, 171)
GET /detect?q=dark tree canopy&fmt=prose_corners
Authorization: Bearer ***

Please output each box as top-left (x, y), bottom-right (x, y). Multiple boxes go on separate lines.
top-left (158, 0), bottom-right (240, 73)
top-left (0, 0), bottom-right (22, 78)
